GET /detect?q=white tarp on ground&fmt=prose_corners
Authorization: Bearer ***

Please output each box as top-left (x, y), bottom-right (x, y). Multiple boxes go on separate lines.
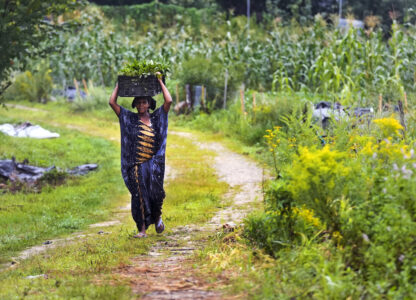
top-left (0, 122), bottom-right (59, 139)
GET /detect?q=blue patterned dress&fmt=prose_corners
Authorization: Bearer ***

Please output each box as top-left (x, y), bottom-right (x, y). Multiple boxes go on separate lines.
top-left (118, 105), bottom-right (168, 230)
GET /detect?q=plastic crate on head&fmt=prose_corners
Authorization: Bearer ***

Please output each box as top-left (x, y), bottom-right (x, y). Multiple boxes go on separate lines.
top-left (117, 75), bottom-right (165, 97)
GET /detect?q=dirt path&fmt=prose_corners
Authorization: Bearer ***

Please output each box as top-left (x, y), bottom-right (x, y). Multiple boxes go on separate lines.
top-left (114, 131), bottom-right (265, 299)
top-left (3, 126), bottom-right (265, 298)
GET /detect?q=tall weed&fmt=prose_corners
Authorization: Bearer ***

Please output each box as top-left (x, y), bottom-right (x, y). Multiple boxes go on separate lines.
top-left (4, 62), bottom-right (53, 103)
top-left (70, 83), bottom-right (110, 112)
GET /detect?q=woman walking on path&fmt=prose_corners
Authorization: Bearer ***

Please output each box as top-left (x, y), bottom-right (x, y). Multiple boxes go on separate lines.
top-left (109, 73), bottom-right (172, 238)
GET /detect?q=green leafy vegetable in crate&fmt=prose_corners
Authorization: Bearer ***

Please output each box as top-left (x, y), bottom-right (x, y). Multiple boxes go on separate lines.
top-left (118, 59), bottom-right (170, 78)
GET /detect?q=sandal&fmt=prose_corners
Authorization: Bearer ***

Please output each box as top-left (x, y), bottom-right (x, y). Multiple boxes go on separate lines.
top-left (155, 218), bottom-right (165, 234)
top-left (133, 232), bottom-right (147, 238)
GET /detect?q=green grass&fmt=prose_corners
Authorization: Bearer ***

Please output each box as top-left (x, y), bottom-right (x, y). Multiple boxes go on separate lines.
top-left (196, 229), bottom-right (355, 299)
top-left (0, 111), bottom-right (126, 263)
top-left (0, 100), bottom-right (228, 298)
top-left (0, 227), bottom-right (143, 299)
top-left (163, 132), bottom-right (228, 226)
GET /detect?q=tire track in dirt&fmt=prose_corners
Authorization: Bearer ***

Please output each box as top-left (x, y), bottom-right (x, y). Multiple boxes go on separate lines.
top-left (115, 131), bottom-right (266, 299)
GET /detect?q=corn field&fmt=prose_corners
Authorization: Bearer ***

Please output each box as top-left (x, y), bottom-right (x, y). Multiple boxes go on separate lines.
top-left (22, 5), bottom-right (416, 107)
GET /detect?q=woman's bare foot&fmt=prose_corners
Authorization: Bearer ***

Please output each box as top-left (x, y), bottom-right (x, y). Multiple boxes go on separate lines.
top-left (134, 225), bottom-right (147, 238)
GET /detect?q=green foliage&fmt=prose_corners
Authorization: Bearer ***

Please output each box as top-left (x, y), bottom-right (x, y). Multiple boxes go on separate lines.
top-left (4, 61), bottom-right (54, 103)
top-left (244, 181), bottom-right (297, 254)
top-left (269, 19), bottom-right (416, 105)
top-left (118, 59), bottom-right (170, 77)
top-left (175, 55), bottom-right (225, 107)
top-left (178, 92), bottom-right (304, 146)
top-left (286, 146), bottom-right (354, 232)
top-left (0, 0), bottom-right (81, 99)
top-left (69, 83), bottom-right (111, 112)
top-left (13, 3), bottom-right (415, 109)
top-left (199, 227), bottom-right (359, 298)
top-left (245, 110), bottom-right (416, 297)
top-left (49, 5), bottom-right (128, 87)
top-left (177, 55), bottom-right (217, 87)
top-left (100, 1), bottom-right (219, 30)
top-left (0, 117), bottom-right (124, 261)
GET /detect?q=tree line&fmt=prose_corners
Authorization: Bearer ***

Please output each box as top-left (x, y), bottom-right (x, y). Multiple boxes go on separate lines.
top-left (88, 0), bottom-right (413, 24)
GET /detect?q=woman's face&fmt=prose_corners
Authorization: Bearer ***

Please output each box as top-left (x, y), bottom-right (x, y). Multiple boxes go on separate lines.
top-left (135, 98), bottom-right (149, 114)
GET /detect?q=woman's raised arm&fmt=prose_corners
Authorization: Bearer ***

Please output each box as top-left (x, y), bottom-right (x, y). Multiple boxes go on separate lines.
top-left (109, 83), bottom-right (121, 116)
top-left (156, 72), bottom-right (172, 113)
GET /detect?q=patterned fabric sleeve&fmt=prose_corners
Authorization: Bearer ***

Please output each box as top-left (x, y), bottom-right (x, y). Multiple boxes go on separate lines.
top-left (119, 106), bottom-right (134, 184)
top-left (149, 106), bottom-right (168, 201)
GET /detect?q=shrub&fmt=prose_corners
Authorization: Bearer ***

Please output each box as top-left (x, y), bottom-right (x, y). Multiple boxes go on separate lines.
top-left (287, 145), bottom-right (354, 233)
top-left (246, 111), bottom-right (416, 296)
top-left (4, 62), bottom-right (53, 103)
top-left (70, 83), bottom-right (110, 112)
top-left (181, 92), bottom-right (306, 147)
top-left (245, 180), bottom-right (325, 257)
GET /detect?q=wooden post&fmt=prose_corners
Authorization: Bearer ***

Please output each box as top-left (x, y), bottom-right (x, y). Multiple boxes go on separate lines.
top-left (175, 84), bottom-right (179, 106)
top-left (404, 92), bottom-right (408, 111)
top-left (185, 84), bottom-right (193, 110)
top-left (82, 78), bottom-right (89, 95)
top-left (223, 69), bottom-right (228, 109)
top-left (201, 85), bottom-right (205, 108)
top-left (240, 85), bottom-right (245, 114)
top-left (252, 92), bottom-right (256, 120)
top-left (378, 94), bottom-right (383, 113)
top-left (73, 78), bottom-right (79, 95)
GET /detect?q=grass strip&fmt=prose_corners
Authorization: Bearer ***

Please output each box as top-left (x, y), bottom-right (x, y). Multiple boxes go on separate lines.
top-left (0, 111), bottom-right (126, 263)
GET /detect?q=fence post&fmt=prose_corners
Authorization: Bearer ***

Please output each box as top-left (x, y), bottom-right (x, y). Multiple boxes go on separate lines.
top-left (252, 92), bottom-right (256, 120)
top-left (82, 78), bottom-right (89, 95)
top-left (73, 78), bottom-right (80, 96)
top-left (378, 94), bottom-right (383, 113)
top-left (404, 92), bottom-right (408, 111)
top-left (240, 84), bottom-right (245, 115)
top-left (223, 69), bottom-right (228, 109)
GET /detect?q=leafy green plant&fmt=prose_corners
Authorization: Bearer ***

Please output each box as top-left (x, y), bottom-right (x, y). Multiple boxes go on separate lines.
top-left (118, 59), bottom-right (170, 77)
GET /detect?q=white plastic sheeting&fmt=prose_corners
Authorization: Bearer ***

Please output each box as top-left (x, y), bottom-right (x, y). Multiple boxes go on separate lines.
top-left (0, 122), bottom-right (59, 139)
